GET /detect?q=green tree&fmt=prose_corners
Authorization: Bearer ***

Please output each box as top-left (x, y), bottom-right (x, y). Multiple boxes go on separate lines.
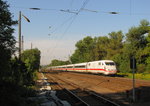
top-left (106, 31), bottom-right (124, 59)
top-left (21, 48), bottom-right (41, 85)
top-left (0, 0), bottom-right (17, 81)
top-left (144, 32), bottom-right (150, 73)
top-left (70, 49), bottom-right (81, 63)
top-left (71, 36), bottom-right (94, 63)
top-left (22, 48), bottom-right (41, 71)
top-left (0, 1), bottom-right (35, 105)
top-left (94, 36), bottom-right (109, 60)
top-left (126, 20), bottom-right (149, 55)
top-left (50, 59), bottom-right (70, 66)
top-left (67, 19), bottom-right (150, 74)
top-left (121, 20), bottom-right (150, 73)
top-left (10, 57), bottom-right (28, 85)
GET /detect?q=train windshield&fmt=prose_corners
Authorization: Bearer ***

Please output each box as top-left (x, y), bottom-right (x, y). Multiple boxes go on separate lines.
top-left (105, 62), bottom-right (115, 66)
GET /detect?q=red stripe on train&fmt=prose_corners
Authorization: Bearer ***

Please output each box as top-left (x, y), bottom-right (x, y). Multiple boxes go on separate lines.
top-left (53, 68), bottom-right (116, 73)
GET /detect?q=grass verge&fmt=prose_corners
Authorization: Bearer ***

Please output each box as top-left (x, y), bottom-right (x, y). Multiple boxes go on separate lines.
top-left (117, 73), bottom-right (150, 80)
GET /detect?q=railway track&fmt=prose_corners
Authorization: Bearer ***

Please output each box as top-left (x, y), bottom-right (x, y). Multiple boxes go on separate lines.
top-left (58, 71), bottom-right (134, 91)
top-left (45, 73), bottom-right (123, 106)
top-left (47, 75), bottom-right (89, 106)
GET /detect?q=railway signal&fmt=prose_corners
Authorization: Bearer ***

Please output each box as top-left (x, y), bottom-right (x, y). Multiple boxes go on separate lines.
top-left (130, 57), bottom-right (136, 70)
top-left (130, 56), bottom-right (136, 102)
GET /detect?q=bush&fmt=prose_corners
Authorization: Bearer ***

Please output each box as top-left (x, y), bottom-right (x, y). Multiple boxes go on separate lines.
top-left (137, 64), bottom-right (146, 73)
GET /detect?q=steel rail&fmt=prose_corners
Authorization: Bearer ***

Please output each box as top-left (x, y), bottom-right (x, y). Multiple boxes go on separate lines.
top-left (87, 91), bottom-right (121, 106)
top-left (47, 75), bottom-right (90, 106)
top-left (49, 75), bottom-right (122, 106)
top-left (63, 88), bottom-right (90, 106)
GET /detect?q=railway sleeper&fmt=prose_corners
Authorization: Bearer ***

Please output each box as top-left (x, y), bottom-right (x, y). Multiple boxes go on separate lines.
top-left (63, 88), bottom-right (90, 106)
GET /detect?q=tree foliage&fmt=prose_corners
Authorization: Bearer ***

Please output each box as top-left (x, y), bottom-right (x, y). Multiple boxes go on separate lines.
top-left (49, 59), bottom-right (70, 66)
top-left (70, 36), bottom-right (95, 63)
top-left (22, 48), bottom-right (41, 71)
top-left (0, 1), bottom-right (40, 105)
top-left (69, 20), bottom-right (150, 73)
top-left (0, 0), bottom-right (17, 81)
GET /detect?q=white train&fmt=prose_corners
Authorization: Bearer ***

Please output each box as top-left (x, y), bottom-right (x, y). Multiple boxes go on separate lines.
top-left (48, 60), bottom-right (117, 75)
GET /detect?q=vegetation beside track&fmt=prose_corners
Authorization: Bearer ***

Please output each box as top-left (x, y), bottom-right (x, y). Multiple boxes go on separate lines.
top-left (117, 73), bottom-right (150, 80)
top-left (0, 1), bottom-right (41, 105)
top-left (49, 19), bottom-right (150, 74)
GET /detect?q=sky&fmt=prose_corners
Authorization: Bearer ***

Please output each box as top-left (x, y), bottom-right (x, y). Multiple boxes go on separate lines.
top-left (6, 0), bottom-right (150, 65)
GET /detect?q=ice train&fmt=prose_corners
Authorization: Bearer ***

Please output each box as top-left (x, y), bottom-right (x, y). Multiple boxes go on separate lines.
top-left (48, 60), bottom-right (117, 75)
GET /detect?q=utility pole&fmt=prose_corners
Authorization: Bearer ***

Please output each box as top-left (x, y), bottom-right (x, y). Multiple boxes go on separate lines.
top-left (132, 57), bottom-right (136, 102)
top-left (18, 11), bottom-right (30, 59)
top-left (18, 11), bottom-right (21, 60)
top-left (22, 35), bottom-right (24, 52)
top-left (130, 56), bottom-right (136, 102)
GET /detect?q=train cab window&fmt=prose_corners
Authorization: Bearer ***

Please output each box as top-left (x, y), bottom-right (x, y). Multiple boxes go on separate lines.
top-left (105, 62), bottom-right (115, 65)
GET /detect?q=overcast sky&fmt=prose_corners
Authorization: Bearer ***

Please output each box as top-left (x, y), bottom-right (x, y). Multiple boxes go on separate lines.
top-left (7, 0), bottom-right (150, 65)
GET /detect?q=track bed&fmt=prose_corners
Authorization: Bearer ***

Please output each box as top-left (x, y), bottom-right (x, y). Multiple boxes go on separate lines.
top-left (43, 71), bottom-right (150, 106)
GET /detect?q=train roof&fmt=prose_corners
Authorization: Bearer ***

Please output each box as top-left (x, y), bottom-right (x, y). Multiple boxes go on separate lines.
top-left (87, 60), bottom-right (114, 63)
top-left (74, 63), bottom-right (87, 66)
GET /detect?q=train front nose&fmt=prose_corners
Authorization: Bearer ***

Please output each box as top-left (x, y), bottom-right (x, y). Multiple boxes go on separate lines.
top-left (106, 67), bottom-right (117, 74)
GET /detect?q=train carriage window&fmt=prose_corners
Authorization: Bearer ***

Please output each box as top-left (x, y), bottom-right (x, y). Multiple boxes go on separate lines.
top-left (88, 63), bottom-right (90, 66)
top-left (67, 66), bottom-right (73, 68)
top-left (99, 62), bottom-right (101, 65)
top-left (75, 65), bottom-right (85, 68)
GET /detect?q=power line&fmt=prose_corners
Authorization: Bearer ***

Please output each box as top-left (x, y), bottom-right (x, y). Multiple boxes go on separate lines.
top-left (11, 3), bottom-right (150, 16)
top-left (60, 9), bottom-right (78, 14)
top-left (50, 15), bottom-right (77, 34)
top-left (82, 8), bottom-right (98, 13)
top-left (11, 6), bottom-right (59, 11)
top-left (12, 5), bottom-right (150, 16)
top-left (48, 14), bottom-right (77, 57)
top-left (49, 0), bottom-right (90, 60)
top-left (77, 0), bottom-right (90, 14)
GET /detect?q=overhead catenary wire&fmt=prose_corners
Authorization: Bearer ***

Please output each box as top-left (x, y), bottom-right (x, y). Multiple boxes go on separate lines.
top-left (11, 5), bottom-right (150, 16)
top-left (48, 14), bottom-right (76, 42)
top-left (11, 6), bottom-right (59, 11)
top-left (48, 14), bottom-right (77, 59)
top-left (11, 5), bottom-right (116, 14)
top-left (82, 8), bottom-right (98, 13)
top-left (49, 0), bottom-right (90, 60)
top-left (50, 14), bottom-right (77, 35)
top-left (77, 0), bottom-right (90, 14)
top-left (46, 14), bottom-right (77, 57)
